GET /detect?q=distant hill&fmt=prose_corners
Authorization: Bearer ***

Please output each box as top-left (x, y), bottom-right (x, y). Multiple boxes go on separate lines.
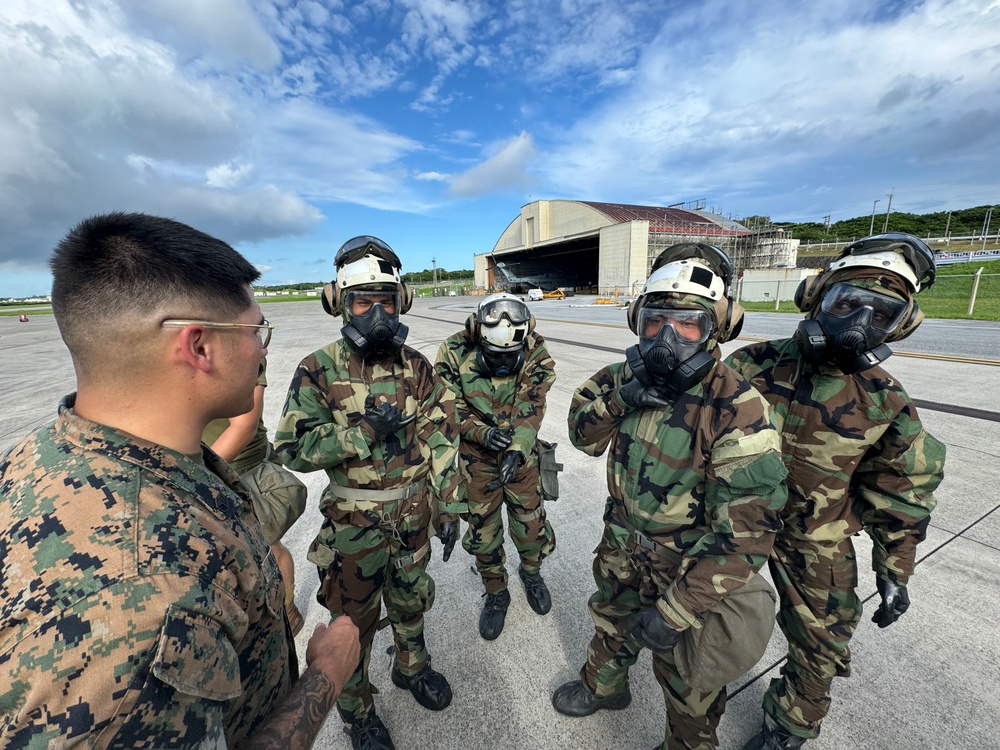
top-left (744, 205), bottom-right (996, 242)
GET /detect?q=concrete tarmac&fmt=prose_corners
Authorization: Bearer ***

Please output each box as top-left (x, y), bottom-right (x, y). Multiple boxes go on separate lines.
top-left (1, 297), bottom-right (998, 749)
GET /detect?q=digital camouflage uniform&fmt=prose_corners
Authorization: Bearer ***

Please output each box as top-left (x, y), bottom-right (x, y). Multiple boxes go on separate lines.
top-left (434, 329), bottom-right (557, 594)
top-left (275, 340), bottom-right (463, 726)
top-left (726, 338), bottom-right (944, 740)
top-left (0, 396), bottom-right (293, 748)
top-left (568, 350), bottom-right (788, 750)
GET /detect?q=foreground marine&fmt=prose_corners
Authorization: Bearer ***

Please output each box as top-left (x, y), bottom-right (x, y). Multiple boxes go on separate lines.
top-left (276, 236), bottom-right (465, 750)
top-left (727, 233), bottom-right (946, 749)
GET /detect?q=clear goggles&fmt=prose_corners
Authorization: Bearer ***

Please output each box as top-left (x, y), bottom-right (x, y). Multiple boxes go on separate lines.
top-left (479, 297), bottom-right (531, 326)
top-left (820, 283), bottom-right (908, 333)
top-left (638, 306), bottom-right (714, 344)
top-left (346, 288), bottom-right (399, 309)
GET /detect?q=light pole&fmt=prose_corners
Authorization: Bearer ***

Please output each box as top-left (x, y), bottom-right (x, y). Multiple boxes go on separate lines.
top-left (869, 200), bottom-right (880, 235)
top-left (981, 208), bottom-right (993, 252)
top-left (882, 188), bottom-right (894, 233)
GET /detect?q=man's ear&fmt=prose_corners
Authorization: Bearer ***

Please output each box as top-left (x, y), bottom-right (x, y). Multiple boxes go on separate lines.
top-left (172, 325), bottom-right (215, 374)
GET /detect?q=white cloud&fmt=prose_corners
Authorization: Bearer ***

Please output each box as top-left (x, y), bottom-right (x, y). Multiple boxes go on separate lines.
top-left (540, 0), bottom-right (1000, 216)
top-left (449, 131), bottom-right (536, 197)
top-left (207, 162), bottom-right (254, 189)
top-left (416, 171), bottom-right (449, 181)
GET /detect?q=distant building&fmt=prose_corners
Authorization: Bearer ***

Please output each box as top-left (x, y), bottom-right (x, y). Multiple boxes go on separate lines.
top-left (476, 199), bottom-right (798, 294)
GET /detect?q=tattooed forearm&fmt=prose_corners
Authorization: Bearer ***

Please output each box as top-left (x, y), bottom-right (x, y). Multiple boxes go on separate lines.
top-left (238, 668), bottom-right (337, 750)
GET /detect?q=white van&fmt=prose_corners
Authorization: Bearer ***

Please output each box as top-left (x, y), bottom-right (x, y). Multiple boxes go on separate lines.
top-left (527, 288), bottom-right (544, 301)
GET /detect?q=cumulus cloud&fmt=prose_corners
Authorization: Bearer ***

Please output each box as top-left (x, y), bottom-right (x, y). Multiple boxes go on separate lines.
top-left (540, 0), bottom-right (1000, 217)
top-left (449, 131), bottom-right (536, 197)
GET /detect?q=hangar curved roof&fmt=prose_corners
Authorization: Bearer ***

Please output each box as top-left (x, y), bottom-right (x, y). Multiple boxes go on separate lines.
top-left (579, 201), bottom-right (748, 232)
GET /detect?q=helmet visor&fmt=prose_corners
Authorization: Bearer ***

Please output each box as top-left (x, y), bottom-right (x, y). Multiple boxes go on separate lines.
top-left (638, 306), bottom-right (713, 344)
top-left (480, 297), bottom-right (531, 326)
top-left (820, 283), bottom-right (908, 333)
top-left (335, 236), bottom-right (402, 270)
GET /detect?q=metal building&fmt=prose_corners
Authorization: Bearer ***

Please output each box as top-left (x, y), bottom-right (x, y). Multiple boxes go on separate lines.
top-left (475, 199), bottom-right (797, 295)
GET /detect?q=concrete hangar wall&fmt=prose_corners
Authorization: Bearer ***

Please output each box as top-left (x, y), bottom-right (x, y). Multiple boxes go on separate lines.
top-left (474, 199), bottom-right (753, 295)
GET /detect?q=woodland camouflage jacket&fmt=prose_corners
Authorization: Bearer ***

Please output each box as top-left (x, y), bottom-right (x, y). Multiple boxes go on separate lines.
top-left (726, 337), bottom-right (945, 584)
top-left (275, 339), bottom-right (464, 517)
top-left (434, 329), bottom-right (556, 462)
top-left (568, 350), bottom-right (788, 632)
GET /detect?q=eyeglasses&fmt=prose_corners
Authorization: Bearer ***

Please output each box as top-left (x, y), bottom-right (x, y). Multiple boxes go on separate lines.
top-left (161, 319), bottom-right (273, 348)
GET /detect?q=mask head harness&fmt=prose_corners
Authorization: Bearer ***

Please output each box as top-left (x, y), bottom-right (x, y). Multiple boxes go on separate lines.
top-left (625, 243), bottom-right (743, 397)
top-left (792, 233), bottom-right (935, 372)
top-left (321, 235), bottom-right (413, 357)
top-left (466, 292), bottom-right (535, 376)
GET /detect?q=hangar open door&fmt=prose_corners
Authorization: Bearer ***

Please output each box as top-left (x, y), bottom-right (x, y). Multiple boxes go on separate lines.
top-left (489, 235), bottom-right (599, 294)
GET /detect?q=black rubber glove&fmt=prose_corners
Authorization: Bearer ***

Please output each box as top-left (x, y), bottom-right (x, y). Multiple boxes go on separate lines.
top-left (483, 426), bottom-right (513, 452)
top-left (485, 451), bottom-right (524, 492)
top-left (618, 378), bottom-right (671, 409)
top-left (872, 575), bottom-right (910, 628)
top-left (363, 394), bottom-right (416, 440)
top-left (438, 521), bottom-right (458, 562)
top-left (626, 607), bottom-right (683, 653)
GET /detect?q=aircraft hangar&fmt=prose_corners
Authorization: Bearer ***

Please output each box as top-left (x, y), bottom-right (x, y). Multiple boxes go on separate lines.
top-left (474, 199), bottom-right (794, 295)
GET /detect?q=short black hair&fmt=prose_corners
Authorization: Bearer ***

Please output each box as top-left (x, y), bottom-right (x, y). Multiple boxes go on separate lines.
top-left (50, 212), bottom-right (260, 367)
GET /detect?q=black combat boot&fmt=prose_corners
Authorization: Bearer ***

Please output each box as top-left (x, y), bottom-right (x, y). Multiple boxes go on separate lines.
top-left (479, 588), bottom-right (511, 640)
top-left (742, 714), bottom-right (807, 750)
top-left (349, 711), bottom-right (396, 750)
top-left (551, 680), bottom-right (632, 717)
top-left (390, 659), bottom-right (453, 711)
top-left (518, 566), bottom-right (552, 615)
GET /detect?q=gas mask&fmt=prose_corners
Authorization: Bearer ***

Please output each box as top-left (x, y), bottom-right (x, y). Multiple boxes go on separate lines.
top-left (626, 305), bottom-right (715, 396)
top-left (478, 344), bottom-right (525, 377)
top-left (342, 291), bottom-right (408, 357)
top-left (795, 282), bottom-right (909, 373)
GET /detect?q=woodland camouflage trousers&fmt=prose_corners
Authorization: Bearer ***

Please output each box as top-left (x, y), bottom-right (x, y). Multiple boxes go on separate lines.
top-left (461, 451), bottom-right (556, 594)
top-left (762, 534), bottom-right (863, 739)
top-left (316, 493), bottom-right (436, 726)
top-left (582, 524), bottom-right (727, 750)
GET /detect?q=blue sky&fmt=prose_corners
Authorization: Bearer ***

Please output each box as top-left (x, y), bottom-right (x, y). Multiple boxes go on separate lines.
top-left (2, 0), bottom-right (999, 296)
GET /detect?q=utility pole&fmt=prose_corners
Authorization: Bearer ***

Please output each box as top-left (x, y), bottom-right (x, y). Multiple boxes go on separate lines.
top-left (869, 199), bottom-right (880, 235)
top-left (882, 188), bottom-right (894, 233)
top-left (432, 257), bottom-right (437, 296)
top-left (944, 210), bottom-right (952, 243)
top-left (981, 208), bottom-right (993, 252)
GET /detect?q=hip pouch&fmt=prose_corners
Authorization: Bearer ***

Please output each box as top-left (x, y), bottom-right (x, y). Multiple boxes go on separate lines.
top-left (672, 572), bottom-right (777, 692)
top-left (536, 439), bottom-right (563, 503)
top-left (242, 446), bottom-right (308, 544)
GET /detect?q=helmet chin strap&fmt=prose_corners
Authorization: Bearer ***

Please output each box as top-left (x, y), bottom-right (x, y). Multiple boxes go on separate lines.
top-left (794, 318), bottom-right (892, 373)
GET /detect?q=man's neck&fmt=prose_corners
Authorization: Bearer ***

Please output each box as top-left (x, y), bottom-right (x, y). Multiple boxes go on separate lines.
top-left (73, 384), bottom-right (207, 455)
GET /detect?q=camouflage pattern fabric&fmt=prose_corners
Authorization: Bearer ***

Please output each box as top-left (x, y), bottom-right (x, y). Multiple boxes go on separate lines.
top-left (274, 339), bottom-right (463, 725)
top-left (726, 337), bottom-right (945, 739)
top-left (0, 396), bottom-right (293, 748)
top-left (568, 351), bottom-right (788, 749)
top-left (434, 330), bottom-right (557, 593)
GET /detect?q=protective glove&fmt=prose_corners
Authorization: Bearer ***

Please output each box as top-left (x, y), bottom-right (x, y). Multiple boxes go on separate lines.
top-left (483, 426), bottom-right (513, 452)
top-left (618, 378), bottom-right (671, 410)
top-left (485, 451), bottom-right (524, 492)
top-left (872, 575), bottom-right (910, 628)
top-left (438, 521), bottom-right (458, 562)
top-left (626, 607), bottom-right (683, 653)
top-left (363, 394), bottom-right (416, 440)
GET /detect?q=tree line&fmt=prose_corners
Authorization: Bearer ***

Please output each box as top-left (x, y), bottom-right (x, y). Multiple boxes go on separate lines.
top-left (743, 204), bottom-right (997, 242)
